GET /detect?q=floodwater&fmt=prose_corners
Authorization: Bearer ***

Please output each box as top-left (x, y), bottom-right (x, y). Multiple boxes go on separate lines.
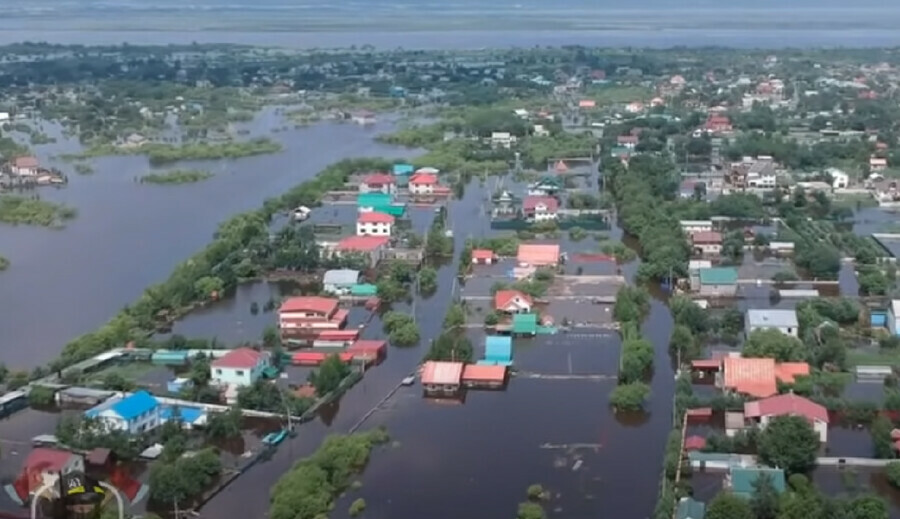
top-left (0, 111), bottom-right (414, 367)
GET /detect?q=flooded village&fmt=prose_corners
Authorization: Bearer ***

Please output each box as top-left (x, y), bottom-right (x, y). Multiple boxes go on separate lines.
top-left (5, 42), bottom-right (900, 519)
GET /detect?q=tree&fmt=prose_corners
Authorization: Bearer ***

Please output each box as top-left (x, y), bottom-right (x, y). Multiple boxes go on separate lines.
top-left (844, 495), bottom-right (888, 519)
top-left (517, 502), bottom-right (546, 519)
top-left (750, 472), bottom-right (780, 519)
top-left (670, 295), bottom-right (710, 334)
top-left (194, 275), bottom-right (224, 299)
top-left (620, 338), bottom-right (654, 383)
top-left (871, 415), bottom-right (895, 459)
top-left (390, 322), bottom-right (421, 346)
top-left (609, 382), bottom-right (650, 411)
top-left (613, 286), bottom-right (650, 324)
top-left (309, 354), bottom-right (351, 395)
top-left (425, 333), bottom-right (474, 363)
top-left (102, 372), bottom-right (134, 391)
top-left (382, 311), bottom-right (413, 333)
top-left (418, 266), bottom-right (438, 293)
top-left (28, 385), bottom-right (55, 406)
top-left (718, 307), bottom-right (744, 337)
top-left (527, 484), bottom-right (545, 500)
top-left (443, 303), bottom-right (465, 329)
top-left (722, 230), bottom-right (745, 262)
top-left (743, 329), bottom-right (808, 362)
top-left (757, 415), bottom-right (819, 474)
top-left (669, 324), bottom-right (699, 362)
top-left (349, 498), bottom-right (366, 517)
top-left (705, 492), bottom-right (754, 519)
top-left (206, 405), bottom-right (243, 440)
top-left (885, 461), bottom-right (900, 488)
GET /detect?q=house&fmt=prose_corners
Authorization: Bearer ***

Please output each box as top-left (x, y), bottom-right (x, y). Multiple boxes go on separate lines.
top-left (890, 300), bottom-right (900, 336)
top-left (527, 176), bottom-right (562, 196)
top-left (680, 220), bottom-right (714, 235)
top-left (351, 110), bottom-right (376, 125)
top-left (517, 244), bottom-right (561, 266)
top-left (578, 99), bottom-right (596, 109)
top-left (421, 361), bottom-right (464, 395)
top-left (533, 124), bottom-right (550, 137)
top-left (705, 114), bottom-right (733, 133)
top-left (360, 173), bottom-right (396, 194)
top-left (85, 391), bottom-right (161, 434)
top-left (625, 101), bottom-right (644, 113)
top-left (322, 269), bottom-right (360, 295)
top-left (334, 235), bottom-right (390, 268)
top-left (159, 406), bottom-right (207, 429)
top-left (676, 497), bottom-right (706, 519)
top-left (408, 172), bottom-right (439, 195)
top-left (691, 231), bottom-right (723, 256)
top-left (356, 211), bottom-right (394, 236)
top-left (357, 193), bottom-right (404, 216)
top-left (471, 249), bottom-right (497, 265)
top-left (522, 196), bottom-right (559, 222)
top-left (11, 156), bottom-right (39, 176)
top-left (721, 356), bottom-right (810, 398)
top-left (494, 290), bottom-right (533, 314)
top-left (461, 364), bottom-right (507, 389)
top-left (829, 168), bottom-right (849, 189)
top-left (617, 135), bottom-right (639, 148)
top-left (512, 313), bottom-right (538, 336)
top-left (279, 296), bottom-right (348, 333)
top-left (20, 448), bottom-right (85, 495)
top-left (490, 131), bottom-right (517, 149)
top-left (870, 156), bottom-right (888, 171)
top-left (744, 393), bottom-right (829, 442)
top-left (393, 163), bottom-right (414, 176)
top-left (745, 159), bottom-right (777, 189)
top-left (746, 309), bottom-right (799, 338)
top-left (697, 267), bottom-right (738, 297)
top-left (482, 336), bottom-right (513, 366)
top-left (727, 467), bottom-right (786, 498)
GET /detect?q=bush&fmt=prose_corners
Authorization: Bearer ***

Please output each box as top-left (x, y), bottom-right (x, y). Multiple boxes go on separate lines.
top-left (517, 502), bottom-right (546, 519)
top-left (349, 498), bottom-right (366, 517)
top-left (28, 385), bottom-right (55, 407)
top-left (609, 382), bottom-right (650, 411)
top-left (527, 484), bottom-right (545, 500)
top-left (886, 462), bottom-right (900, 489)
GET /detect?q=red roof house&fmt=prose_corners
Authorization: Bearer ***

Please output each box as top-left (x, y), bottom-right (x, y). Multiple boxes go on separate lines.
top-left (494, 290), bottom-right (534, 313)
top-left (705, 115), bottom-right (733, 133)
top-left (684, 435), bottom-right (707, 451)
top-left (357, 211), bottom-right (395, 224)
top-left (361, 173), bottom-right (396, 194)
top-left (421, 361), bottom-right (464, 394)
top-left (279, 296), bottom-right (348, 334)
top-left (522, 196), bottom-right (559, 218)
top-left (471, 249), bottom-right (497, 264)
top-left (335, 235), bottom-right (389, 268)
top-left (461, 364), bottom-right (507, 388)
top-left (722, 357), bottom-right (810, 398)
top-left (744, 393), bottom-right (829, 442)
top-left (212, 347), bottom-right (267, 370)
top-left (409, 173), bottom-right (439, 195)
top-left (517, 243), bottom-right (561, 266)
top-left (617, 135), bottom-right (639, 147)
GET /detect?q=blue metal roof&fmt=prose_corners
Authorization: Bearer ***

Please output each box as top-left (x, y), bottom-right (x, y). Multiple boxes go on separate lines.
top-left (485, 336), bottom-right (512, 363)
top-left (160, 405), bottom-right (205, 424)
top-left (393, 164), bottom-right (414, 175)
top-left (110, 391), bottom-right (159, 420)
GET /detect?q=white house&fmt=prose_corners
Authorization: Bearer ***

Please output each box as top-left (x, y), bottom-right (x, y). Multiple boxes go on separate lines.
top-left (533, 124), bottom-right (550, 137)
top-left (84, 390), bottom-right (162, 435)
top-left (523, 195), bottom-right (558, 222)
top-left (359, 173), bottom-right (396, 194)
top-left (490, 132), bottom-right (517, 149)
top-left (829, 168), bottom-right (849, 189)
top-left (11, 156), bottom-right (39, 176)
top-left (871, 157), bottom-right (888, 171)
top-left (356, 211), bottom-right (394, 236)
top-left (211, 347), bottom-right (271, 390)
top-left (889, 300), bottom-right (900, 336)
top-left (322, 269), bottom-right (360, 295)
top-left (494, 290), bottom-right (533, 314)
top-left (744, 393), bottom-right (829, 443)
top-left (746, 309), bottom-right (799, 338)
top-left (408, 172), bottom-right (438, 195)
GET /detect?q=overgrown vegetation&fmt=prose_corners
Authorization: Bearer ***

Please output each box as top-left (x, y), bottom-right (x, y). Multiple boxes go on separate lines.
top-left (141, 169), bottom-right (213, 184)
top-left (0, 195), bottom-right (77, 227)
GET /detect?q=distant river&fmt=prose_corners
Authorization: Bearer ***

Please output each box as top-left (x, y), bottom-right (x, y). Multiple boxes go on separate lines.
top-left (0, 112), bottom-right (414, 368)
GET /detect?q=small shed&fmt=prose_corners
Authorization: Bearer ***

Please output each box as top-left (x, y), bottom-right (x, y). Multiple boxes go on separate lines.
top-left (151, 350), bottom-right (189, 366)
top-left (676, 497), bottom-right (706, 519)
top-left (352, 283), bottom-right (378, 297)
top-left (871, 309), bottom-right (888, 328)
top-left (512, 313), bottom-right (538, 336)
top-left (393, 163), bottom-right (414, 176)
top-left (461, 364), bottom-right (507, 389)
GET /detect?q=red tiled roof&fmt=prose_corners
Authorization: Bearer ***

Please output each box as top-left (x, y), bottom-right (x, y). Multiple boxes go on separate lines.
top-left (13, 156), bottom-right (38, 168)
top-left (691, 231), bottom-right (722, 244)
top-left (24, 448), bottom-right (75, 473)
top-left (617, 135), bottom-right (639, 144)
top-left (775, 362), bottom-right (810, 384)
top-left (692, 359), bottom-right (721, 369)
top-left (744, 393), bottom-right (829, 424)
top-left (409, 173), bottom-right (438, 185)
top-left (686, 407), bottom-right (713, 418)
top-left (212, 347), bottom-right (265, 369)
top-left (347, 340), bottom-right (386, 353)
top-left (317, 329), bottom-right (360, 341)
top-left (684, 435), bottom-right (707, 451)
top-left (358, 211), bottom-right (395, 224)
top-left (472, 249), bottom-right (496, 260)
top-left (494, 290), bottom-right (533, 311)
top-left (523, 196), bottom-right (559, 213)
top-left (292, 351), bottom-right (328, 365)
top-left (723, 357), bottom-right (777, 398)
top-left (578, 100), bottom-right (596, 108)
top-left (280, 296), bottom-right (339, 315)
top-left (421, 361), bottom-right (464, 385)
top-left (336, 235), bottom-right (389, 252)
top-left (517, 243), bottom-right (560, 266)
top-left (362, 173), bottom-right (394, 185)
top-left (462, 364), bottom-right (507, 383)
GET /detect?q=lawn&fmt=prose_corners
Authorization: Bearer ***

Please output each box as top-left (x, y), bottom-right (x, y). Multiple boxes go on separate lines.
top-left (846, 347), bottom-right (900, 367)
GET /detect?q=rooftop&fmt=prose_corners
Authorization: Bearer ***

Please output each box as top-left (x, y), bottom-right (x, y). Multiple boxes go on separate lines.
top-left (336, 235), bottom-right (390, 252)
top-left (322, 269), bottom-right (360, 286)
top-left (358, 211), bottom-right (395, 224)
top-left (279, 296), bottom-right (339, 315)
top-left (746, 309), bottom-right (798, 329)
top-left (462, 364), bottom-right (507, 383)
top-left (676, 497), bottom-right (706, 519)
top-left (691, 231), bottom-right (723, 244)
top-left (362, 172), bottom-right (395, 185)
top-left (730, 466), bottom-right (786, 496)
top-left (523, 195), bottom-right (559, 212)
top-left (494, 289), bottom-right (533, 310)
top-left (212, 347), bottom-right (266, 369)
top-left (421, 361), bottom-right (464, 386)
top-left (517, 243), bottom-right (560, 266)
top-left (472, 249), bottom-right (496, 260)
top-left (86, 391), bottom-right (159, 421)
top-left (744, 393), bottom-right (828, 424)
top-left (699, 267), bottom-right (738, 285)
top-left (410, 172), bottom-right (438, 185)
top-left (723, 357), bottom-right (777, 398)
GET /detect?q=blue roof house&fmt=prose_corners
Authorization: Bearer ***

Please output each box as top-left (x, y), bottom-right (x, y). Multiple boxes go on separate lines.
top-left (85, 390), bottom-right (162, 435)
top-left (160, 406), bottom-right (208, 430)
top-left (393, 163), bottom-right (414, 176)
top-left (480, 336), bottom-right (513, 366)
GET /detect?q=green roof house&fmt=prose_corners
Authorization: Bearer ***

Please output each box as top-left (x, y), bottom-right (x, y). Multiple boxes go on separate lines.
top-left (728, 467), bottom-right (785, 498)
top-left (697, 267), bottom-right (738, 297)
top-left (512, 313), bottom-right (538, 335)
top-left (350, 283), bottom-right (378, 297)
top-left (357, 193), bottom-right (406, 216)
top-left (676, 497), bottom-right (705, 519)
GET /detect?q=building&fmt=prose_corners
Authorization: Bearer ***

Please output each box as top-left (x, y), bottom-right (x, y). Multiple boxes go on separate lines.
top-left (522, 196), bottom-right (559, 222)
top-left (889, 300), bottom-right (900, 336)
top-left (727, 467), bottom-right (786, 498)
top-left (494, 290), bottom-right (533, 314)
top-left (360, 173), bottom-right (396, 194)
top-left (691, 231), bottom-right (723, 256)
top-left (697, 267), bottom-right (738, 297)
top-left (746, 309), bottom-right (799, 338)
top-left (512, 313), bottom-right (538, 336)
top-left (357, 193), bottom-right (404, 216)
top-left (871, 156), bottom-right (888, 171)
top-left (829, 168), bottom-right (849, 189)
top-left (517, 243), bottom-right (561, 266)
top-left (680, 220), bottom-right (713, 235)
top-left (744, 393), bottom-right (829, 442)
top-left (20, 448), bottom-right (85, 495)
top-left (356, 211), bottom-right (395, 236)
top-left (279, 296), bottom-right (348, 333)
top-left (578, 99), bottom-right (596, 109)
top-left (705, 114), bottom-right (732, 133)
top-left (421, 361), bottom-right (464, 395)
top-left (745, 159), bottom-right (777, 189)
top-left (617, 135), bottom-right (639, 148)
top-left (482, 336), bottom-right (513, 365)
top-left (351, 110), bottom-right (376, 125)
top-left (461, 364), bottom-right (507, 389)
top-left (85, 391), bottom-right (161, 434)
top-left (408, 172), bottom-right (439, 195)
top-left (393, 163), bottom-right (414, 176)
top-left (11, 156), bottom-right (39, 176)
top-left (527, 177), bottom-right (562, 196)
top-left (211, 347), bottom-right (271, 389)
top-left (322, 269), bottom-right (361, 295)
top-left (676, 497), bottom-right (706, 519)
top-left (471, 249), bottom-right (497, 265)
top-left (721, 356), bottom-right (810, 398)
top-left (334, 235), bottom-right (389, 268)
top-left (490, 131), bottom-right (517, 149)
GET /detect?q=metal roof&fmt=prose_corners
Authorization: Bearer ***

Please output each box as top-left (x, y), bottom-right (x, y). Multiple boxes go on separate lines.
top-left (698, 267), bottom-right (737, 285)
top-left (323, 269), bottom-right (360, 286)
top-left (746, 309), bottom-right (798, 329)
top-left (730, 467), bottom-right (786, 496)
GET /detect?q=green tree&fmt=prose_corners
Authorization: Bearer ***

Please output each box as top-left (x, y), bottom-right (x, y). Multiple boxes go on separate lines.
top-left (390, 322), bottom-right (421, 346)
top-left (669, 324), bottom-right (699, 362)
top-left (705, 492), bottom-right (754, 519)
top-left (871, 415), bottom-right (895, 459)
top-left (743, 329), bottom-right (808, 362)
top-left (670, 295), bottom-right (710, 334)
top-left (425, 333), bottom-right (474, 363)
top-left (885, 461), bottom-right (900, 488)
top-left (102, 372), bottom-right (134, 391)
top-left (609, 382), bottom-right (650, 411)
top-left (443, 303), bottom-right (466, 329)
top-left (418, 266), bottom-right (438, 293)
top-left (194, 275), bottom-right (224, 299)
top-left (844, 495), bottom-right (888, 519)
top-left (309, 354), bottom-right (351, 395)
top-left (620, 338), bottom-right (654, 383)
top-left (28, 385), bottom-right (55, 407)
top-left (517, 502), bottom-right (546, 519)
top-left (349, 498), bottom-right (366, 517)
top-left (206, 405), bottom-right (243, 440)
top-left (757, 415), bottom-right (819, 474)
top-left (613, 286), bottom-right (650, 323)
top-left (750, 472), bottom-right (780, 519)
top-left (382, 311), bottom-right (413, 333)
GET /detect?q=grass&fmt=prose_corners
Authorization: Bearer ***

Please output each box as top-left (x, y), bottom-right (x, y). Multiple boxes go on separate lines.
top-left (846, 348), bottom-right (900, 367)
top-left (0, 195), bottom-right (77, 227)
top-left (833, 192), bottom-right (878, 209)
top-left (141, 169), bottom-right (213, 185)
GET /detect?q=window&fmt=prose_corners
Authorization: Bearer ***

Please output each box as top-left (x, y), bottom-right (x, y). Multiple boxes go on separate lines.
top-left (236, 370), bottom-right (245, 376)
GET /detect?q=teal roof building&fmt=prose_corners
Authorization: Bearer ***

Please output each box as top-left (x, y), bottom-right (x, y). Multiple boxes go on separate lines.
top-left (729, 467), bottom-right (785, 498)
